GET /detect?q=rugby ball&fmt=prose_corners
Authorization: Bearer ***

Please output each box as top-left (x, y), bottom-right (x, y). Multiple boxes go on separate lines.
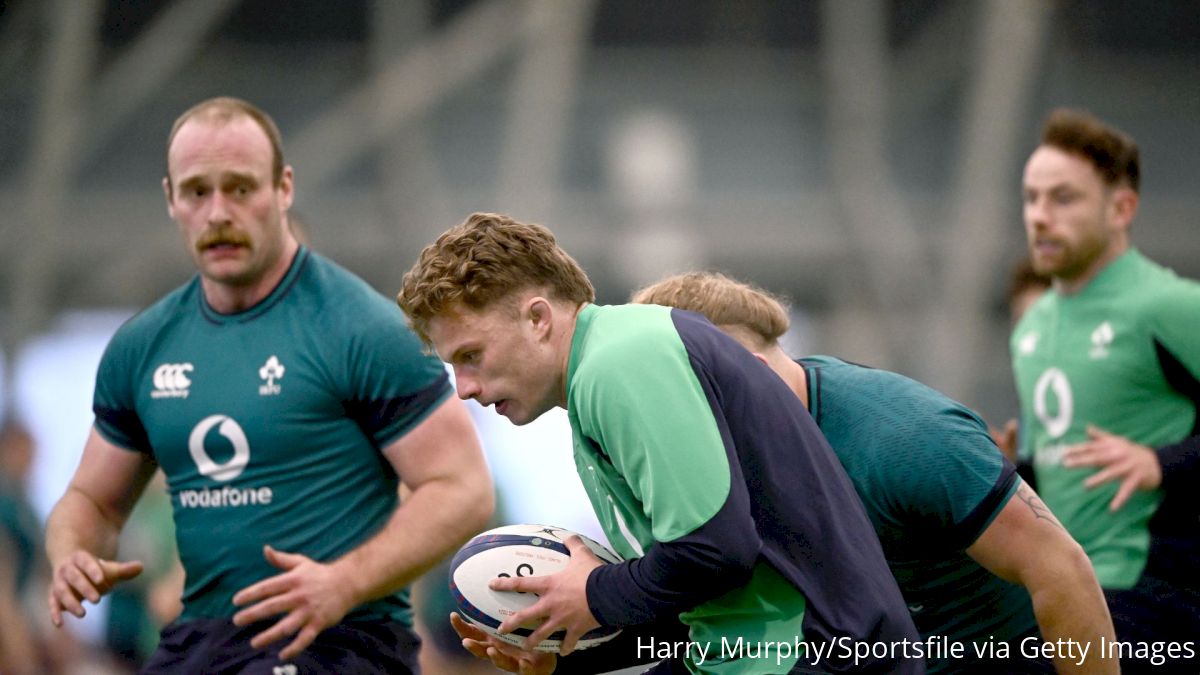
top-left (449, 524), bottom-right (623, 653)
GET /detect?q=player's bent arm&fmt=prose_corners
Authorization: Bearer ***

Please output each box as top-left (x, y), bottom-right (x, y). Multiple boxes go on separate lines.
top-left (44, 427), bottom-right (157, 624)
top-left (330, 395), bottom-right (493, 607)
top-left (586, 493), bottom-right (760, 626)
top-left (966, 481), bottom-right (1117, 675)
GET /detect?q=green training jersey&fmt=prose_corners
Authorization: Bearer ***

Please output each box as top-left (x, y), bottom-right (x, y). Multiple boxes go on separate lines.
top-left (800, 356), bottom-right (1031, 673)
top-left (567, 305), bottom-right (920, 675)
top-left (93, 247), bottom-right (451, 622)
top-left (1011, 249), bottom-right (1200, 588)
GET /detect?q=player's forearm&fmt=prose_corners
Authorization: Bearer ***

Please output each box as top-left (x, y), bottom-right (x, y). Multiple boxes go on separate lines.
top-left (586, 505), bottom-right (759, 626)
top-left (44, 487), bottom-right (124, 566)
top-left (1027, 545), bottom-right (1118, 674)
top-left (332, 472), bottom-right (494, 607)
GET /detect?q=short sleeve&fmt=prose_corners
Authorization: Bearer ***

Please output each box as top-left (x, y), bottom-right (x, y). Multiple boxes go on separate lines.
top-left (342, 297), bottom-right (452, 448)
top-left (572, 327), bottom-right (732, 544)
top-left (92, 327), bottom-right (153, 455)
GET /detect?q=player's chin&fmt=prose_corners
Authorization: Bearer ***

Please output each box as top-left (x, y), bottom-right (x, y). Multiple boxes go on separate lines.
top-left (496, 400), bottom-right (529, 425)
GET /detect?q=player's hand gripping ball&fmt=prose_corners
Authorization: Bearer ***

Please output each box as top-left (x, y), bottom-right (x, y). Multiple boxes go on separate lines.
top-left (449, 524), bottom-right (623, 653)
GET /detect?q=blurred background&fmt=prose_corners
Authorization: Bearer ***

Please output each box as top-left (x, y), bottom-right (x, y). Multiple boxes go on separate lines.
top-left (0, 0), bottom-right (1197, 672)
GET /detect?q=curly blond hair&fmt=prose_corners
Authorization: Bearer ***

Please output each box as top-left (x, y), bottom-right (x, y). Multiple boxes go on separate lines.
top-left (398, 213), bottom-right (594, 343)
top-left (632, 271), bottom-right (790, 350)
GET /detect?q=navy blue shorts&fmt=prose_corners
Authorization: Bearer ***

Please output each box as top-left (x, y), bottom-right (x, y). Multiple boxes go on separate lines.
top-left (1105, 575), bottom-right (1200, 675)
top-left (139, 617), bottom-right (421, 674)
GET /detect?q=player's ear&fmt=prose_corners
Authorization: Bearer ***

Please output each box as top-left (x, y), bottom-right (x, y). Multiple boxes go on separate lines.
top-left (278, 165), bottom-right (295, 210)
top-left (163, 177), bottom-right (176, 218)
top-left (527, 297), bottom-right (553, 339)
top-left (1109, 185), bottom-right (1138, 231)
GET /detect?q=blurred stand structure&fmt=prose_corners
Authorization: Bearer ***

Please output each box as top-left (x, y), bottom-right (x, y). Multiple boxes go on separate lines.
top-left (3, 0), bottom-right (1199, 415)
top-left (0, 3), bottom-right (1198, 668)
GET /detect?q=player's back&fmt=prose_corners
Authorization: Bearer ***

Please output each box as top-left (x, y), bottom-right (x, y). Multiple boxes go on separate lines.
top-left (799, 356), bottom-right (1037, 672)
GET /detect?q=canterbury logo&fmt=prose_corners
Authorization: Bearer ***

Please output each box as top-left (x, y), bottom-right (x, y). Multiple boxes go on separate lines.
top-left (151, 363), bottom-right (194, 399)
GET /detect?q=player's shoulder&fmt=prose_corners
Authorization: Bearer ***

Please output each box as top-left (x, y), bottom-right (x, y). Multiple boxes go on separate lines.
top-left (572, 304), bottom-right (687, 384)
top-left (582, 304), bottom-right (677, 350)
top-left (109, 277), bottom-right (200, 347)
top-left (296, 249), bottom-right (409, 328)
top-left (1107, 254), bottom-right (1200, 334)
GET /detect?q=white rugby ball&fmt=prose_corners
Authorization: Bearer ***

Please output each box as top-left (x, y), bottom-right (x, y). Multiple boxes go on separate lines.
top-left (449, 524), bottom-right (623, 653)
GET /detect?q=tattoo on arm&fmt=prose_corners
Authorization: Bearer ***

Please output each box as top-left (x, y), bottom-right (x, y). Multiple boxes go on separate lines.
top-left (1017, 482), bottom-right (1064, 531)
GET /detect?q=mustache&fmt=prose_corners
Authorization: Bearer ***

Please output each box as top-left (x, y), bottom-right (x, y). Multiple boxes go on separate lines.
top-left (196, 229), bottom-right (253, 252)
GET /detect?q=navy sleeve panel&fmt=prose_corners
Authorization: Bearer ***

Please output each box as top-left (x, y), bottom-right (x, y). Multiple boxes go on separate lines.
top-left (667, 310), bottom-right (922, 674)
top-left (93, 405), bottom-right (153, 456)
top-left (1151, 433), bottom-right (1200, 583)
top-left (1016, 459), bottom-right (1038, 491)
top-left (342, 372), bottom-right (451, 445)
top-left (586, 487), bottom-right (760, 626)
top-left (1158, 435), bottom-right (1200, 496)
top-left (1153, 337), bottom-right (1200, 491)
top-left (952, 459), bottom-right (1019, 550)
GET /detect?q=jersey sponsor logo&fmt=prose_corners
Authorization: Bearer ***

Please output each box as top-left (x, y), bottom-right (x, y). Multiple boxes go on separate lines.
top-left (1089, 321), bottom-right (1114, 359)
top-left (1018, 332), bottom-right (1039, 355)
top-left (178, 485), bottom-right (273, 508)
top-left (1033, 442), bottom-right (1069, 467)
top-left (258, 355), bottom-right (285, 396)
top-left (180, 415), bottom-right (274, 509)
top-left (188, 415), bottom-right (251, 481)
top-left (151, 363), bottom-right (194, 399)
top-left (1033, 367), bottom-right (1073, 440)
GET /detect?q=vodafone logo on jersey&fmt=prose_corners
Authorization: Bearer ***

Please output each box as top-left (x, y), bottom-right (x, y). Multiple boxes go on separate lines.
top-left (179, 415), bottom-right (274, 509)
top-left (151, 363), bottom-right (194, 399)
top-left (188, 415), bottom-right (250, 481)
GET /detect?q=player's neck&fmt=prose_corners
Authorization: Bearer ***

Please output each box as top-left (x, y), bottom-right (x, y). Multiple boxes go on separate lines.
top-left (556, 301), bottom-right (588, 408)
top-left (1053, 238), bottom-right (1129, 296)
top-left (202, 238), bottom-right (300, 314)
top-left (765, 347), bottom-right (809, 409)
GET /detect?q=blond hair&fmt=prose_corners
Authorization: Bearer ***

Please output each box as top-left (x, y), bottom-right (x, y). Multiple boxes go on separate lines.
top-left (398, 213), bottom-right (595, 343)
top-left (166, 96), bottom-right (286, 191)
top-left (632, 271), bottom-right (790, 349)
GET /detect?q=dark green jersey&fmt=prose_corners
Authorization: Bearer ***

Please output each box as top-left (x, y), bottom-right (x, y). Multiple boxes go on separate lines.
top-left (800, 356), bottom-right (1031, 673)
top-left (92, 248), bottom-right (451, 622)
top-left (1011, 249), bottom-right (1200, 589)
top-left (567, 305), bottom-right (920, 675)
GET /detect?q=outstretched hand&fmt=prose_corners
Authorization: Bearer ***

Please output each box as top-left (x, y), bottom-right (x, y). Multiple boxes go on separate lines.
top-left (48, 552), bottom-right (144, 627)
top-left (1063, 425), bottom-right (1162, 511)
top-left (451, 612), bottom-right (558, 674)
top-left (489, 535), bottom-right (604, 656)
top-left (231, 545), bottom-right (357, 660)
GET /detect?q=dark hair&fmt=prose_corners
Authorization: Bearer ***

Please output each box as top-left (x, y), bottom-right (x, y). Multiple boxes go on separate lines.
top-left (1040, 108), bottom-right (1140, 193)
